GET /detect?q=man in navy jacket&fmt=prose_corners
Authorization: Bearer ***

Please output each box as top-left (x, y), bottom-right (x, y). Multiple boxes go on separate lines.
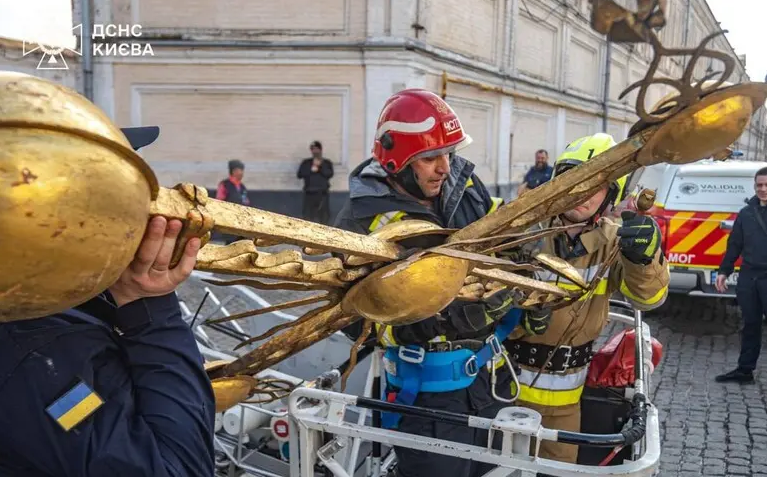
top-left (0, 127), bottom-right (216, 476)
top-left (716, 166), bottom-right (767, 384)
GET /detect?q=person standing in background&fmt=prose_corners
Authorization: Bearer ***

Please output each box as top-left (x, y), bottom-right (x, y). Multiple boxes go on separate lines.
top-left (297, 141), bottom-right (334, 224)
top-left (216, 159), bottom-right (250, 244)
top-left (517, 149), bottom-right (553, 197)
top-left (715, 167), bottom-right (767, 384)
top-left (216, 159), bottom-right (250, 206)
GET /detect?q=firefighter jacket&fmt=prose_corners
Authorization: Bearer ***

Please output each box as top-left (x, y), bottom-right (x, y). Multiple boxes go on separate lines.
top-left (334, 155), bottom-right (506, 347)
top-left (504, 215), bottom-right (670, 410)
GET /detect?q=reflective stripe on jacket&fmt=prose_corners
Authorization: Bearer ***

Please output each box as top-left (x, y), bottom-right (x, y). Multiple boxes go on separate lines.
top-left (506, 215), bottom-right (670, 408)
top-left (334, 156), bottom-right (511, 411)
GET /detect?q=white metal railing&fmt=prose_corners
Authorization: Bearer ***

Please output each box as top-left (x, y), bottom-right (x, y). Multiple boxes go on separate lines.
top-left (288, 387), bottom-right (660, 477)
top-left (285, 300), bottom-right (660, 477)
top-left (182, 276), bottom-right (660, 477)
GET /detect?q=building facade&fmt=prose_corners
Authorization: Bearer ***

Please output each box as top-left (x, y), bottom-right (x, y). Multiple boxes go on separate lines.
top-left (2, 0), bottom-right (765, 217)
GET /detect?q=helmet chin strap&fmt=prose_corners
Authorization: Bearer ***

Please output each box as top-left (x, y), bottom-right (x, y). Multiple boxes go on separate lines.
top-left (563, 183), bottom-right (619, 227)
top-left (593, 184), bottom-right (620, 223)
top-left (392, 164), bottom-right (430, 201)
top-left (555, 184), bottom-right (619, 258)
top-left (390, 152), bottom-right (455, 202)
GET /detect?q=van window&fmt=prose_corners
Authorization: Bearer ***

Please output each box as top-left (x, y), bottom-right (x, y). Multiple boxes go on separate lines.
top-left (666, 174), bottom-right (753, 212)
top-left (628, 164), bottom-right (669, 202)
top-left (630, 165), bottom-right (666, 193)
top-left (625, 167), bottom-right (645, 195)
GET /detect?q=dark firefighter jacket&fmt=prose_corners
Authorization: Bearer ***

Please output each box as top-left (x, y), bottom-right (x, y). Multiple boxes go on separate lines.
top-left (334, 155), bottom-right (505, 346)
top-left (334, 155), bottom-right (515, 413)
top-left (0, 292), bottom-right (216, 477)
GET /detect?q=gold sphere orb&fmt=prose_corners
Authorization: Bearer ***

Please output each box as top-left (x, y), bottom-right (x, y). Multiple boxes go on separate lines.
top-left (210, 376), bottom-right (257, 412)
top-left (341, 254), bottom-right (471, 326)
top-left (647, 94), bottom-right (752, 165)
top-left (0, 71), bottom-right (158, 321)
top-left (649, 80), bottom-right (734, 114)
top-left (638, 83), bottom-right (767, 166)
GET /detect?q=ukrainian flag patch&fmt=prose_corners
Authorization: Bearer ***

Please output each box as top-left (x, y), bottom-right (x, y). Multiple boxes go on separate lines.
top-left (46, 380), bottom-right (104, 432)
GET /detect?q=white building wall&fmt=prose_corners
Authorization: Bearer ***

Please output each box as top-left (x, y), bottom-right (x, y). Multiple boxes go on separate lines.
top-left (0, 0), bottom-right (764, 197)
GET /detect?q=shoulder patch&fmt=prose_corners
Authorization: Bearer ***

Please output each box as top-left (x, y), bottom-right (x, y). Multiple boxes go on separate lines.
top-left (46, 380), bottom-right (104, 432)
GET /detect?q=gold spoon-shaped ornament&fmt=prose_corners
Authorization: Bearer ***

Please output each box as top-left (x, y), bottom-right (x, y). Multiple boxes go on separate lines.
top-left (0, 71), bottom-right (473, 326)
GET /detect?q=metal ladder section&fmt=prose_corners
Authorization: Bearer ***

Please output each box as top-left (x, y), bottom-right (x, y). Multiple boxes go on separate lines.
top-left (179, 274), bottom-right (393, 477)
top-left (180, 276), bottom-right (661, 477)
top-left (286, 301), bottom-right (661, 477)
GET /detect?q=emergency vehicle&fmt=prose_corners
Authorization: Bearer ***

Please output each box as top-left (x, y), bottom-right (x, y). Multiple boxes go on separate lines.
top-left (624, 158), bottom-right (767, 298)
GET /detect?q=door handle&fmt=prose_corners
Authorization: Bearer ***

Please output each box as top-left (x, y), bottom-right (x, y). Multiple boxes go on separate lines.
top-left (720, 220), bottom-right (734, 230)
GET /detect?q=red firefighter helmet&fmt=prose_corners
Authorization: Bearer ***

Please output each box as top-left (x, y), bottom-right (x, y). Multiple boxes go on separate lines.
top-left (372, 89), bottom-right (472, 174)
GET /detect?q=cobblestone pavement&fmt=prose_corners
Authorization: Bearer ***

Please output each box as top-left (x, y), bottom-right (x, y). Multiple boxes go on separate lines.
top-left (178, 266), bottom-right (767, 477)
top-left (640, 295), bottom-right (767, 477)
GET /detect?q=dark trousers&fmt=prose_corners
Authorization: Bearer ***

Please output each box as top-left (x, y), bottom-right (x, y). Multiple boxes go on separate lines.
top-left (737, 274), bottom-right (767, 371)
top-left (393, 370), bottom-right (511, 477)
top-left (302, 191), bottom-right (330, 224)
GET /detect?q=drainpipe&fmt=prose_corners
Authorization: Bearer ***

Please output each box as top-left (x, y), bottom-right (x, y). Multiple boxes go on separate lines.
top-left (81, 0), bottom-right (94, 101)
top-left (682, 0), bottom-right (691, 70)
top-left (602, 41), bottom-right (611, 132)
top-left (412, 0), bottom-right (425, 39)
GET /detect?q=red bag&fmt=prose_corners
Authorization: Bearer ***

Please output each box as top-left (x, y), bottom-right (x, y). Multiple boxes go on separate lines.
top-left (585, 329), bottom-right (663, 388)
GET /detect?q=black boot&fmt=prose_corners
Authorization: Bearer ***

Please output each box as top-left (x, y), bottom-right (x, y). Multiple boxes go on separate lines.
top-left (715, 368), bottom-right (755, 383)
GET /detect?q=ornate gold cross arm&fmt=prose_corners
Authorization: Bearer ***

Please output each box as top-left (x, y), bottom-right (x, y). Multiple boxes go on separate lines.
top-left (449, 127), bottom-right (657, 244)
top-left (195, 241), bottom-right (370, 287)
top-left (150, 186), bottom-right (403, 263)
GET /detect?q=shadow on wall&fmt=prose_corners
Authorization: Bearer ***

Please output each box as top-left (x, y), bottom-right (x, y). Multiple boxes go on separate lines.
top-left (205, 189), bottom-right (350, 224)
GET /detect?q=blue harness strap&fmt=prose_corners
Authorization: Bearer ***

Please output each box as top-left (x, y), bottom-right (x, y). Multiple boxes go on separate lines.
top-left (380, 308), bottom-right (523, 429)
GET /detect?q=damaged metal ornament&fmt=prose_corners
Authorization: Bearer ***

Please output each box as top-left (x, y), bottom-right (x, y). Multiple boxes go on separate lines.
top-left (2, 0), bottom-right (767, 410)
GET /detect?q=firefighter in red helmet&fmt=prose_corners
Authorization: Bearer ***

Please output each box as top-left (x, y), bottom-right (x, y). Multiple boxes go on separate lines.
top-left (335, 89), bottom-right (549, 477)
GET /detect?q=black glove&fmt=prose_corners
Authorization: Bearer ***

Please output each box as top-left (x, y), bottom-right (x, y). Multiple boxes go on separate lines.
top-left (443, 289), bottom-right (517, 335)
top-left (483, 288), bottom-right (517, 322)
top-left (521, 308), bottom-right (551, 336)
top-left (617, 211), bottom-right (661, 265)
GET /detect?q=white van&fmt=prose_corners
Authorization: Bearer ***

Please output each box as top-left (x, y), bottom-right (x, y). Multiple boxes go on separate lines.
top-left (624, 159), bottom-right (767, 298)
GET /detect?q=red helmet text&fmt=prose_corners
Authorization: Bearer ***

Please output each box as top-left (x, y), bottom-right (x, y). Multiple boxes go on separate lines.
top-left (372, 89), bottom-right (472, 174)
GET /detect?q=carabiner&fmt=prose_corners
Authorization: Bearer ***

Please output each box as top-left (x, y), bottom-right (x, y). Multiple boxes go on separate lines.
top-left (490, 351), bottom-right (521, 404)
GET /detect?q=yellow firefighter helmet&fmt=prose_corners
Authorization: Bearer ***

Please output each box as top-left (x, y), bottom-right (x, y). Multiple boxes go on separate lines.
top-left (553, 132), bottom-right (628, 207)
